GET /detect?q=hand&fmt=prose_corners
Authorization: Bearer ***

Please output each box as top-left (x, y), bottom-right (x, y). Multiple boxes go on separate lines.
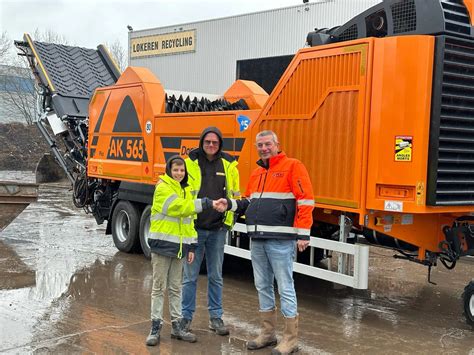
top-left (187, 251), bottom-right (195, 264)
top-left (297, 239), bottom-right (310, 252)
top-left (213, 198), bottom-right (228, 213)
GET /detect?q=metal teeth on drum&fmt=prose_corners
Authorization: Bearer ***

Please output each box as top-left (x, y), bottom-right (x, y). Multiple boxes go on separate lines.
top-left (165, 94), bottom-right (249, 113)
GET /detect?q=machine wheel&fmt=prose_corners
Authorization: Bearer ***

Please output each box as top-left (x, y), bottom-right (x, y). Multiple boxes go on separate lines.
top-left (139, 205), bottom-right (152, 259)
top-left (111, 200), bottom-right (140, 253)
top-left (463, 280), bottom-right (474, 327)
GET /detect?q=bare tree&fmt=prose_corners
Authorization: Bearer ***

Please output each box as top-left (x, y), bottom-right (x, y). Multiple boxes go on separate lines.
top-left (1, 29), bottom-right (70, 125)
top-left (106, 39), bottom-right (127, 72)
top-left (0, 31), bottom-right (12, 64)
top-left (0, 31), bottom-right (34, 123)
top-left (1, 65), bottom-right (35, 124)
top-left (3, 31), bottom-right (125, 126)
top-left (32, 28), bottom-right (70, 46)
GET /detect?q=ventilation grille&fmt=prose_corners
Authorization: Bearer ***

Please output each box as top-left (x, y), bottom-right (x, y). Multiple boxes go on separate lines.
top-left (391, 0), bottom-right (417, 34)
top-left (428, 36), bottom-right (474, 206)
top-left (441, 0), bottom-right (471, 36)
top-left (338, 24), bottom-right (358, 42)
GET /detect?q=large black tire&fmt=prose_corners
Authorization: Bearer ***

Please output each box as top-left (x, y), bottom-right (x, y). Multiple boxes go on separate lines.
top-left (139, 205), bottom-right (152, 259)
top-left (111, 200), bottom-right (140, 253)
top-left (463, 280), bottom-right (474, 327)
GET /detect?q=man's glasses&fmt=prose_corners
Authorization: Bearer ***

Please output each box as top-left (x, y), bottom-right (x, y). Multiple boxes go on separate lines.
top-left (204, 140), bottom-right (219, 146)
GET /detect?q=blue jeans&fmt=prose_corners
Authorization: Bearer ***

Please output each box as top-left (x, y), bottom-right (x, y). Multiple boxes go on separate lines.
top-left (182, 228), bottom-right (226, 320)
top-left (251, 239), bottom-right (297, 318)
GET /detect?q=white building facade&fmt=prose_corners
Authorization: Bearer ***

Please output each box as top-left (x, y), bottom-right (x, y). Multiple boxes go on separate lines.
top-left (129, 0), bottom-right (381, 94)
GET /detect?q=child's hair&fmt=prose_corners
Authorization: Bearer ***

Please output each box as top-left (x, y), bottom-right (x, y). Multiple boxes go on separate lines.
top-left (166, 156), bottom-right (188, 185)
top-left (171, 159), bottom-right (185, 167)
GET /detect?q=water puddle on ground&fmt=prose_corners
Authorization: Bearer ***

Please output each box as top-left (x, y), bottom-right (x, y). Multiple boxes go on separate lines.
top-left (0, 171), bottom-right (473, 353)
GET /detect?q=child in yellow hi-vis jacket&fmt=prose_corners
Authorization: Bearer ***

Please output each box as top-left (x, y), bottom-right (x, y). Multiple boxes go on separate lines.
top-left (145, 155), bottom-right (214, 346)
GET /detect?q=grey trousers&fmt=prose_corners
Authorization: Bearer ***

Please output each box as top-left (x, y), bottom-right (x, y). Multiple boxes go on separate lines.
top-left (150, 252), bottom-right (184, 321)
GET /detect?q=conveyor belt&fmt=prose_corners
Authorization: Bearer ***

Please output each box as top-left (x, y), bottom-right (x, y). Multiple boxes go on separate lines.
top-left (15, 33), bottom-right (120, 119)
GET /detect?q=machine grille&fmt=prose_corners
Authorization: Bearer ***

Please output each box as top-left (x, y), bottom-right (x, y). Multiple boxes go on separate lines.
top-left (338, 24), bottom-right (358, 42)
top-left (391, 0), bottom-right (417, 34)
top-left (440, 0), bottom-right (471, 36)
top-left (428, 36), bottom-right (474, 206)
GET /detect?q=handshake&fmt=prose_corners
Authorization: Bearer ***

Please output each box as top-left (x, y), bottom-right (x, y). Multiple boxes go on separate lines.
top-left (212, 198), bottom-right (228, 213)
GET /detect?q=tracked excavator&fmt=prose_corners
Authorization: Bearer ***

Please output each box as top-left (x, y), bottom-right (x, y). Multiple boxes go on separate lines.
top-left (15, 0), bottom-right (474, 326)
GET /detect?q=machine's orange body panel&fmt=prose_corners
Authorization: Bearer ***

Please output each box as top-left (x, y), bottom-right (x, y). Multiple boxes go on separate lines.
top-left (88, 67), bottom-right (265, 187)
top-left (253, 35), bottom-right (474, 255)
top-left (224, 79), bottom-right (269, 110)
top-left (256, 40), bottom-right (372, 214)
top-left (87, 36), bottom-right (474, 256)
top-left (367, 35), bottom-right (435, 213)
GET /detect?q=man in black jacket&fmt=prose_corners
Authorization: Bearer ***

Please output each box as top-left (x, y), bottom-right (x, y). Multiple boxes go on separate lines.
top-left (181, 126), bottom-right (240, 336)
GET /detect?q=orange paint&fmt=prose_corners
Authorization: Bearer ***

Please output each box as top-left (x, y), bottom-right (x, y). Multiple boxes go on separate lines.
top-left (87, 35), bottom-right (474, 256)
top-left (463, 0), bottom-right (474, 25)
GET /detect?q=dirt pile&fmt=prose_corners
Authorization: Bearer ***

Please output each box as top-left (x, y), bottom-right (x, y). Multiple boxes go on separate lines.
top-left (0, 123), bottom-right (49, 170)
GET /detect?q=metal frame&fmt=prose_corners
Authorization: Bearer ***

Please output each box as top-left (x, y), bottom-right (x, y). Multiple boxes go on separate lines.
top-left (228, 221), bottom-right (369, 289)
top-left (34, 90), bottom-right (74, 184)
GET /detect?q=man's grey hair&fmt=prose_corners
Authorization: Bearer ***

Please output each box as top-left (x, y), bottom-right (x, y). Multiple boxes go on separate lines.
top-left (256, 130), bottom-right (279, 143)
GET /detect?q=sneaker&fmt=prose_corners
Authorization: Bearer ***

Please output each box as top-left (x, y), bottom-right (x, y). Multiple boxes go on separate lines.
top-left (171, 319), bottom-right (197, 343)
top-left (209, 317), bottom-right (229, 336)
top-left (145, 319), bottom-right (162, 346)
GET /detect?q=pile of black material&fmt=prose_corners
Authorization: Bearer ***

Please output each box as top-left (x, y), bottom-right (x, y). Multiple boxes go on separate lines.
top-left (165, 94), bottom-right (249, 113)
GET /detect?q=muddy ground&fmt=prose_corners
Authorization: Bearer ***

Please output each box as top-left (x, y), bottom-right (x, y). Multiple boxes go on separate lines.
top-left (0, 123), bottom-right (49, 171)
top-left (0, 172), bottom-right (473, 354)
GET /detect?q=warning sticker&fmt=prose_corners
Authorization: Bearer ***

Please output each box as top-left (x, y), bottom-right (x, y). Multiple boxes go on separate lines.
top-left (395, 136), bottom-right (413, 162)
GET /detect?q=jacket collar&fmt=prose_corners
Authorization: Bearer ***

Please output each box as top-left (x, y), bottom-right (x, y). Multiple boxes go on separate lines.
top-left (160, 174), bottom-right (187, 189)
top-left (257, 151), bottom-right (286, 169)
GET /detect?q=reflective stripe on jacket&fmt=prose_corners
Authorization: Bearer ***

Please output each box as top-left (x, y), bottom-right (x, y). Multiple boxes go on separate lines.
top-left (148, 174), bottom-right (200, 258)
top-left (186, 153), bottom-right (240, 228)
top-left (242, 152), bottom-right (314, 240)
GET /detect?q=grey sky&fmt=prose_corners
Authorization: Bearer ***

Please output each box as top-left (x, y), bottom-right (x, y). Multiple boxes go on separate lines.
top-left (1, 0), bottom-right (306, 51)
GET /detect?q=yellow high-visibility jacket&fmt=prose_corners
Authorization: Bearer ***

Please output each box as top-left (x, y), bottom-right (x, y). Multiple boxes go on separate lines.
top-left (185, 152), bottom-right (240, 228)
top-left (148, 174), bottom-right (207, 258)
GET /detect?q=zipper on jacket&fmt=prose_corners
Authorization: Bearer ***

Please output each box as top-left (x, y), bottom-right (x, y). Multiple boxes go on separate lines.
top-left (255, 169), bottom-right (268, 234)
top-left (178, 186), bottom-right (185, 259)
top-left (256, 173), bottom-right (263, 191)
top-left (222, 160), bottom-right (229, 225)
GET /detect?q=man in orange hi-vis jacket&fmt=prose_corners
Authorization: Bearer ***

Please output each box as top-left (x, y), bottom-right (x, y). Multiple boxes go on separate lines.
top-left (217, 130), bottom-right (314, 355)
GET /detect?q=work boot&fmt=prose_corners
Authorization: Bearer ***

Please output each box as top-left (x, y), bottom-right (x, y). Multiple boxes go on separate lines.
top-left (209, 317), bottom-right (230, 336)
top-left (145, 319), bottom-right (162, 346)
top-left (271, 315), bottom-right (299, 354)
top-left (171, 319), bottom-right (197, 343)
top-left (181, 318), bottom-right (192, 332)
top-left (247, 309), bottom-right (278, 350)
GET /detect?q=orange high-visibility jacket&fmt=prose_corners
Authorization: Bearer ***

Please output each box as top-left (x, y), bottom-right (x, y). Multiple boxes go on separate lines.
top-left (230, 152), bottom-right (314, 240)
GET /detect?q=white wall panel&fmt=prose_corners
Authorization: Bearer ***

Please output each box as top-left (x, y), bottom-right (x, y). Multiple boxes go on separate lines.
top-left (130, 0), bottom-right (381, 94)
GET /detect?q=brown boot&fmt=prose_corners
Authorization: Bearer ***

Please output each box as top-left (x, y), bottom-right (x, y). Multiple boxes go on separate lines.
top-left (271, 315), bottom-right (298, 354)
top-left (246, 309), bottom-right (278, 350)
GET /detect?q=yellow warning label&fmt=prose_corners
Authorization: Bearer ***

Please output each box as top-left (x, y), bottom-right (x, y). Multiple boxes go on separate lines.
top-left (395, 136), bottom-right (413, 162)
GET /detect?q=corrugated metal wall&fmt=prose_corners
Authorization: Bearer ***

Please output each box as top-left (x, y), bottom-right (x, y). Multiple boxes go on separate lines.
top-left (259, 46), bottom-right (367, 207)
top-left (129, 0), bottom-right (381, 94)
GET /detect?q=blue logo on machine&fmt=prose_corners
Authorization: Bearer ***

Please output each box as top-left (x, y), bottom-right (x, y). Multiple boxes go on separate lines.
top-left (237, 115), bottom-right (251, 132)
